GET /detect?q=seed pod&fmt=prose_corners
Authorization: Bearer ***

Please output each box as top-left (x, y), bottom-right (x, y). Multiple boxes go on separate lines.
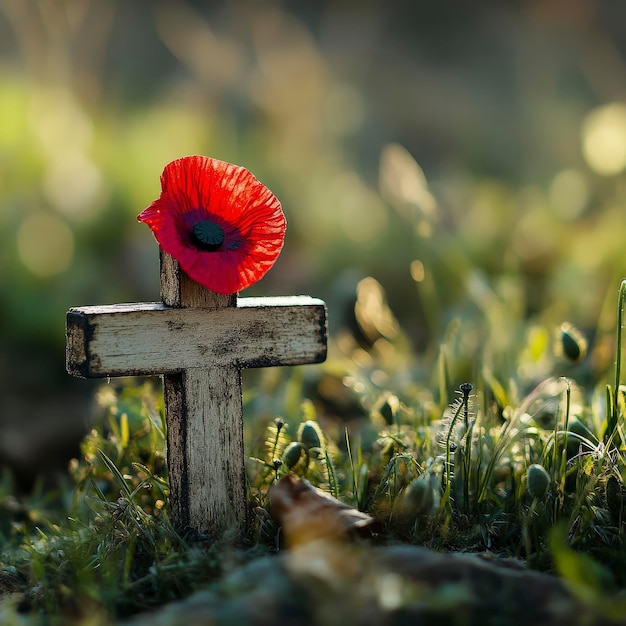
top-left (283, 442), bottom-right (304, 470)
top-left (555, 322), bottom-right (587, 363)
top-left (297, 420), bottom-right (323, 452)
top-left (375, 393), bottom-right (399, 425)
top-left (526, 464), bottom-right (550, 499)
top-left (401, 475), bottom-right (434, 516)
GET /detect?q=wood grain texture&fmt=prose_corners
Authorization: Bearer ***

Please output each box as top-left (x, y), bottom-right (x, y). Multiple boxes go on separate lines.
top-left (166, 366), bottom-right (246, 533)
top-left (65, 298), bottom-right (327, 377)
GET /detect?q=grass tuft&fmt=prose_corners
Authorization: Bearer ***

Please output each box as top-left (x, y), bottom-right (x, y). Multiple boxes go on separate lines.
top-left (4, 281), bottom-right (626, 622)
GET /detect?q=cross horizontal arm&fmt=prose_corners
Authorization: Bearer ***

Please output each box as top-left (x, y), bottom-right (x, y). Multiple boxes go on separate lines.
top-left (67, 296), bottom-right (327, 378)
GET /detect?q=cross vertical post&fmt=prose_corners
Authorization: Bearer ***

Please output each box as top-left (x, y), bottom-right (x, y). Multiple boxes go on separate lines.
top-left (160, 251), bottom-right (245, 534)
top-left (66, 252), bottom-right (327, 538)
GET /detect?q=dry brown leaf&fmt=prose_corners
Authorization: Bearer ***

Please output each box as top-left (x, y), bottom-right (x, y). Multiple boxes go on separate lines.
top-left (269, 475), bottom-right (375, 547)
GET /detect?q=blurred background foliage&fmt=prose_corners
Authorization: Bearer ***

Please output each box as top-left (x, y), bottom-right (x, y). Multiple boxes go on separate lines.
top-left (2, 0), bottom-right (626, 483)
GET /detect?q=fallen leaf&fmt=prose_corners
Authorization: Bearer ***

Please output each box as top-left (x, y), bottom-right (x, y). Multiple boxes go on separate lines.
top-left (269, 475), bottom-right (375, 547)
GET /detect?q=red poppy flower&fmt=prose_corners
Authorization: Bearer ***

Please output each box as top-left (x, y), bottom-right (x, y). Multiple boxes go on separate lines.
top-left (138, 155), bottom-right (286, 294)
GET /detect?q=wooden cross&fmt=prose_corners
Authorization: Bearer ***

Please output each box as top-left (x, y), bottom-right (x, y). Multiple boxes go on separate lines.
top-left (66, 251), bottom-right (327, 537)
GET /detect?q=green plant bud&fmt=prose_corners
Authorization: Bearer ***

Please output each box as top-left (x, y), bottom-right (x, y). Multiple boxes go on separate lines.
top-left (555, 322), bottom-right (587, 363)
top-left (283, 442), bottom-right (304, 469)
top-left (297, 420), bottom-right (323, 451)
top-left (526, 464), bottom-right (550, 499)
top-left (459, 382), bottom-right (473, 397)
top-left (375, 393), bottom-right (399, 425)
top-left (402, 475), bottom-right (434, 516)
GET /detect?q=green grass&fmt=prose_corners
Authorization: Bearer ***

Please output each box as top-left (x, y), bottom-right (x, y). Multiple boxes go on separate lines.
top-left (3, 281), bottom-right (626, 624)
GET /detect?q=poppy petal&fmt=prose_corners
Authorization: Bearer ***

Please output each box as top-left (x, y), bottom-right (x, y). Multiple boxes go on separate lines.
top-left (138, 156), bottom-right (286, 294)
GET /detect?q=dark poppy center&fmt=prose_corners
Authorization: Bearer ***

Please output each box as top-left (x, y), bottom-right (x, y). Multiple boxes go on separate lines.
top-left (192, 220), bottom-right (225, 251)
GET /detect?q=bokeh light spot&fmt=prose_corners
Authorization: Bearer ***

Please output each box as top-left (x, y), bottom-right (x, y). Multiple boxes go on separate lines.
top-left (581, 102), bottom-right (626, 176)
top-left (410, 259), bottom-right (425, 282)
top-left (43, 153), bottom-right (105, 222)
top-left (548, 169), bottom-right (588, 220)
top-left (17, 211), bottom-right (74, 277)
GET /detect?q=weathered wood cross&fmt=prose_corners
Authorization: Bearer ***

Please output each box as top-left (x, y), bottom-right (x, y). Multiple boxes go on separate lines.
top-left (66, 251), bottom-right (327, 536)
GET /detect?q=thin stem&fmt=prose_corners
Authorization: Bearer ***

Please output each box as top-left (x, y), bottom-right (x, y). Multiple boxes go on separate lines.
top-left (460, 383), bottom-right (474, 512)
top-left (345, 429), bottom-right (359, 507)
top-left (609, 279), bottom-right (626, 443)
top-left (616, 280), bottom-right (626, 405)
top-left (443, 398), bottom-right (465, 496)
top-left (556, 380), bottom-right (571, 520)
